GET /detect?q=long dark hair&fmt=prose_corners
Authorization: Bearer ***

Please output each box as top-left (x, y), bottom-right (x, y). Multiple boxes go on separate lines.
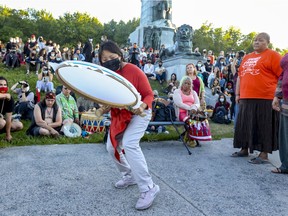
top-left (218, 93), bottom-right (227, 103)
top-left (98, 40), bottom-right (124, 65)
top-left (0, 76), bottom-right (8, 86)
top-left (170, 73), bottom-right (177, 81)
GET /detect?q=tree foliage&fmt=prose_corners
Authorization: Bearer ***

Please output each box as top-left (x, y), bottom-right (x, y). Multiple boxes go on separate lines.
top-left (0, 5), bottom-right (285, 55)
top-left (0, 5), bottom-right (139, 49)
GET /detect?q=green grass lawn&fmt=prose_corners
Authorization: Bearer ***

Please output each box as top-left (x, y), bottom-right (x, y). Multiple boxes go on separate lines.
top-left (0, 64), bottom-right (234, 148)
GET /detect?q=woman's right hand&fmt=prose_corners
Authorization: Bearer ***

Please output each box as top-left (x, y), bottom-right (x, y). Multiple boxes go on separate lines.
top-left (190, 109), bottom-right (197, 114)
top-left (272, 97), bottom-right (280, 112)
top-left (236, 95), bottom-right (240, 103)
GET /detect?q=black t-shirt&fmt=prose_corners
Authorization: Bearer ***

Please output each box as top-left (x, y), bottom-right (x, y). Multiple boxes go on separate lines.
top-left (0, 97), bottom-right (15, 115)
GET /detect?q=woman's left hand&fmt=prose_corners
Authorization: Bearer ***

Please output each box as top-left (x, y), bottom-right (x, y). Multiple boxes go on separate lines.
top-left (131, 103), bottom-right (147, 116)
top-left (132, 106), bottom-right (144, 116)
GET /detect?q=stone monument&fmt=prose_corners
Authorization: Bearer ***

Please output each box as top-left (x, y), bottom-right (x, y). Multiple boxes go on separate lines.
top-left (129, 0), bottom-right (176, 51)
top-left (129, 0), bottom-right (204, 79)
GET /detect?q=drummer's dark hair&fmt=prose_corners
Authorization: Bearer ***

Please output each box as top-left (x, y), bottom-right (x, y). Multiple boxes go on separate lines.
top-left (98, 40), bottom-right (124, 65)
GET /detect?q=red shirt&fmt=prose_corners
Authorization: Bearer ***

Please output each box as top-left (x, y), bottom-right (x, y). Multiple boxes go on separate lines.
top-left (116, 63), bottom-right (154, 108)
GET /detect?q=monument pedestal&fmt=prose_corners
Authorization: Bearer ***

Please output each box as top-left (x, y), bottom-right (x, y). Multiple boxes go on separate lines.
top-left (129, 25), bottom-right (175, 50)
top-left (163, 54), bottom-right (204, 80)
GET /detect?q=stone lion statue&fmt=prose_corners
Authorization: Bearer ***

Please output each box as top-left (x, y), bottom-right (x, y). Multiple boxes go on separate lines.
top-left (176, 24), bottom-right (194, 54)
top-left (159, 24), bottom-right (194, 60)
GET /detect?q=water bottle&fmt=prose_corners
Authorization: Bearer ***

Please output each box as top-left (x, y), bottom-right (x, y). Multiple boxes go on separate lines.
top-left (157, 126), bottom-right (163, 134)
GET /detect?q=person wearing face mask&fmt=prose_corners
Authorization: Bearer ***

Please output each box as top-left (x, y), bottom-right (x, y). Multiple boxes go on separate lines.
top-left (195, 60), bottom-right (205, 81)
top-left (215, 56), bottom-right (226, 72)
top-left (54, 53), bottom-right (63, 63)
top-left (36, 65), bottom-right (54, 93)
top-left (211, 93), bottom-right (231, 124)
top-left (155, 60), bottom-right (167, 84)
top-left (37, 36), bottom-right (46, 50)
top-left (72, 48), bottom-right (85, 61)
top-left (48, 50), bottom-right (56, 62)
top-left (0, 77), bottom-right (23, 141)
top-left (28, 34), bottom-right (38, 54)
top-left (25, 49), bottom-right (40, 75)
top-left (203, 57), bottom-right (214, 87)
top-left (98, 40), bottom-right (159, 210)
top-left (11, 80), bottom-right (36, 121)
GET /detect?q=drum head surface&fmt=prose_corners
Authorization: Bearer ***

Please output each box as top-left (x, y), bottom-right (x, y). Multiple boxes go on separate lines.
top-left (56, 65), bottom-right (137, 108)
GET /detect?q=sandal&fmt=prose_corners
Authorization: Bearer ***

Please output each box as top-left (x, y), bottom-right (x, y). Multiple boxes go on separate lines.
top-left (248, 157), bottom-right (269, 164)
top-left (271, 168), bottom-right (288, 174)
top-left (231, 151), bottom-right (248, 157)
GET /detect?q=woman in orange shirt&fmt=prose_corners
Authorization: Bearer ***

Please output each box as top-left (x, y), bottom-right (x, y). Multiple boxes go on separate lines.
top-left (232, 32), bottom-right (282, 164)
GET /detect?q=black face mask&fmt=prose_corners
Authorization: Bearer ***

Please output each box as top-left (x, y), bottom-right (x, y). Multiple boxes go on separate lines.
top-left (102, 58), bottom-right (121, 71)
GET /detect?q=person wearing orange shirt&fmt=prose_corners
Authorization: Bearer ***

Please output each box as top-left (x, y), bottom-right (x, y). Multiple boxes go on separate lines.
top-left (231, 32), bottom-right (282, 164)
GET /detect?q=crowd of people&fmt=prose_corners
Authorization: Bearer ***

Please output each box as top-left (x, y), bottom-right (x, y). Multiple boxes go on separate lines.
top-left (1, 32), bottom-right (288, 211)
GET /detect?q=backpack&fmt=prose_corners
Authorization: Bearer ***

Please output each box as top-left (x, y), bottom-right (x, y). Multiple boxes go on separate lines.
top-left (152, 98), bottom-right (176, 122)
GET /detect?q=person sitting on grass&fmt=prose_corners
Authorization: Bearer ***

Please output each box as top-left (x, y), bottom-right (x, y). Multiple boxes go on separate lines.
top-left (0, 76), bottom-right (23, 142)
top-left (10, 80), bottom-right (35, 121)
top-left (36, 65), bottom-right (54, 93)
top-left (56, 85), bottom-right (80, 129)
top-left (211, 93), bottom-right (231, 124)
top-left (25, 49), bottom-right (40, 75)
top-left (143, 59), bottom-right (156, 80)
top-left (26, 92), bottom-right (62, 137)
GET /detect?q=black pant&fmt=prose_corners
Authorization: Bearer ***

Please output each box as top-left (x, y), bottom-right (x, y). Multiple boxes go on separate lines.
top-left (14, 102), bottom-right (34, 120)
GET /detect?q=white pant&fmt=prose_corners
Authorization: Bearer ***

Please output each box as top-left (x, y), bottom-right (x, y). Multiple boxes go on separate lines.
top-left (106, 109), bottom-right (154, 192)
top-left (36, 80), bottom-right (54, 92)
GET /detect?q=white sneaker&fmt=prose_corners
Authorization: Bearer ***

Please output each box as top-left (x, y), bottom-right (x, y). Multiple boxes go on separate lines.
top-left (135, 184), bottom-right (160, 210)
top-left (11, 113), bottom-right (21, 120)
top-left (114, 177), bottom-right (137, 189)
